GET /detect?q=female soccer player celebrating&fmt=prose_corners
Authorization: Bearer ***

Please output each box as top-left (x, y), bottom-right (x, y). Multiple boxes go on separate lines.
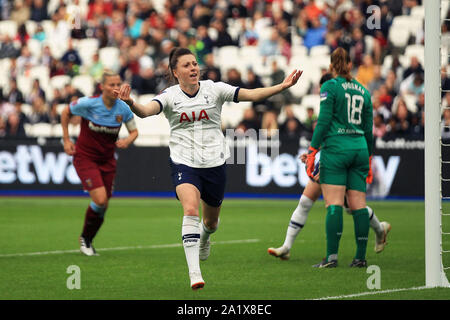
top-left (116, 47), bottom-right (302, 289)
top-left (306, 48), bottom-right (375, 268)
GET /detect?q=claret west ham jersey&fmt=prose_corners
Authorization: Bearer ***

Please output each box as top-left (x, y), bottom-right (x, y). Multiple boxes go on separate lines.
top-left (154, 80), bottom-right (240, 168)
top-left (70, 95), bottom-right (134, 161)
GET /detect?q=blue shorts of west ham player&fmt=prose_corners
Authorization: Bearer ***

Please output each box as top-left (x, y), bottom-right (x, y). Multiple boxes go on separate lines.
top-left (169, 159), bottom-right (227, 208)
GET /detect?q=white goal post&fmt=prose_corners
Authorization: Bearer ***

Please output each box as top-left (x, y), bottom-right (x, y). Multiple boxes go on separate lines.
top-left (424, 0), bottom-right (450, 287)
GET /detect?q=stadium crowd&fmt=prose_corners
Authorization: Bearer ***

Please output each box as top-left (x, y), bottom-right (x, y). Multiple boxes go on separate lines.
top-left (0, 0), bottom-right (443, 142)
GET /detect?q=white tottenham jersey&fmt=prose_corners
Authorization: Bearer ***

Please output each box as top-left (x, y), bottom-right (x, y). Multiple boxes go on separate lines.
top-left (153, 80), bottom-right (240, 168)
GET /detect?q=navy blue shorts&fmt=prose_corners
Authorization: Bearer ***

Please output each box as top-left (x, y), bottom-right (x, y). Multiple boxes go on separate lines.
top-left (169, 159), bottom-right (227, 207)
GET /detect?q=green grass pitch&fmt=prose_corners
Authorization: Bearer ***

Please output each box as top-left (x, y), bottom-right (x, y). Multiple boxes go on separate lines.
top-left (1, 197), bottom-right (449, 300)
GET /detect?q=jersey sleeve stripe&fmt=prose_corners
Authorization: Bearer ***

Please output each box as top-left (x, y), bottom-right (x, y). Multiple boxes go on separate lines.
top-left (152, 99), bottom-right (163, 114)
top-left (233, 87), bottom-right (240, 103)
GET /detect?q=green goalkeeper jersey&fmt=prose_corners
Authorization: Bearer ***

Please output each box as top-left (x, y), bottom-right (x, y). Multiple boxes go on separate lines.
top-left (310, 76), bottom-right (373, 154)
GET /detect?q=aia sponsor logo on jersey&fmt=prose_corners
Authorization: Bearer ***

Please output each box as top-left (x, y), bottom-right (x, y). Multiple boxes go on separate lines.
top-left (116, 115), bottom-right (123, 123)
top-left (179, 110), bottom-right (210, 123)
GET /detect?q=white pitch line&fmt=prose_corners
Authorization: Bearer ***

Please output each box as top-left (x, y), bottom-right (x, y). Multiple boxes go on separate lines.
top-left (0, 239), bottom-right (260, 258)
top-left (313, 285), bottom-right (429, 300)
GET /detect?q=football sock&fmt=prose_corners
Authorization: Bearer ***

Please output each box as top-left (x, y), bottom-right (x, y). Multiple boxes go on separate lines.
top-left (282, 194), bottom-right (314, 250)
top-left (325, 205), bottom-right (343, 262)
top-left (182, 216), bottom-right (201, 274)
top-left (368, 206), bottom-right (383, 234)
top-left (81, 201), bottom-right (106, 242)
top-left (200, 218), bottom-right (218, 243)
top-left (352, 208), bottom-right (370, 260)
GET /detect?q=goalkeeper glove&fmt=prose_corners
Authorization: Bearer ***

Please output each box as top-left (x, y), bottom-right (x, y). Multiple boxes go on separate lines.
top-left (306, 146), bottom-right (319, 180)
top-left (366, 155), bottom-right (373, 184)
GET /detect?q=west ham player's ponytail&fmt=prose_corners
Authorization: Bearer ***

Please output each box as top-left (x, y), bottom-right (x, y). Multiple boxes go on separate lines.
top-left (166, 47), bottom-right (196, 86)
top-left (330, 47), bottom-right (352, 81)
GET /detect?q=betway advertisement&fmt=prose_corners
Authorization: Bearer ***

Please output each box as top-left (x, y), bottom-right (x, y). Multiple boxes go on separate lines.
top-left (0, 140), bottom-right (424, 198)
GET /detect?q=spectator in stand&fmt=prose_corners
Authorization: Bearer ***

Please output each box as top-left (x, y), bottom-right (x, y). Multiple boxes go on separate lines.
top-left (303, 17), bottom-right (327, 51)
top-left (226, 68), bottom-right (246, 88)
top-left (14, 23), bottom-right (30, 47)
top-left (350, 27), bottom-right (366, 68)
top-left (393, 98), bottom-right (411, 136)
top-left (368, 65), bottom-right (384, 93)
top-left (416, 92), bottom-right (425, 113)
top-left (61, 39), bottom-right (83, 77)
top-left (201, 53), bottom-right (221, 82)
top-left (32, 24), bottom-right (47, 43)
top-left (193, 24), bottom-right (214, 66)
top-left (212, 20), bottom-right (235, 48)
top-left (378, 84), bottom-right (394, 111)
top-left (89, 53), bottom-right (105, 83)
top-left (403, 56), bottom-right (424, 80)
top-left (303, 107), bottom-right (318, 134)
top-left (280, 107), bottom-right (305, 139)
top-left (30, 0), bottom-right (49, 22)
top-left (28, 96), bottom-right (50, 124)
top-left (0, 35), bottom-right (20, 59)
top-left (442, 109), bottom-right (450, 140)
top-left (270, 60), bottom-right (294, 109)
top-left (245, 68), bottom-right (265, 90)
top-left (6, 79), bottom-right (24, 107)
top-left (236, 108), bottom-right (260, 133)
top-left (49, 101), bottom-right (61, 125)
top-left (0, 92), bottom-right (16, 137)
top-left (126, 14), bottom-right (144, 40)
top-left (261, 110), bottom-right (279, 138)
top-left (10, 0), bottom-right (30, 26)
top-left (356, 54), bottom-right (376, 88)
top-left (61, 84), bottom-right (84, 104)
top-left (373, 113), bottom-right (387, 138)
top-left (16, 45), bottom-right (37, 75)
top-left (27, 79), bottom-right (46, 105)
top-left (407, 72), bottom-right (424, 97)
top-left (259, 28), bottom-right (280, 60)
top-left (227, 0), bottom-right (248, 19)
top-left (238, 18), bottom-right (259, 46)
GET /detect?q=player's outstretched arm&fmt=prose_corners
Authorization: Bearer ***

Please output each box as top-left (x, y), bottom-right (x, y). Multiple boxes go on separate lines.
top-left (115, 84), bottom-right (161, 118)
top-left (61, 105), bottom-right (76, 155)
top-left (237, 69), bottom-right (303, 102)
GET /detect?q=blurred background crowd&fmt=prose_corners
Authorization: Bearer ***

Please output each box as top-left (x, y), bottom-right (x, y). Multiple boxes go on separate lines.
top-left (0, 0), bottom-right (445, 144)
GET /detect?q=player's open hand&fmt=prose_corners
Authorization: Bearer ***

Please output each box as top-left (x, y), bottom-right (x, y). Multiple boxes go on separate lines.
top-left (116, 83), bottom-right (133, 105)
top-left (282, 69), bottom-right (303, 90)
top-left (63, 139), bottom-right (76, 155)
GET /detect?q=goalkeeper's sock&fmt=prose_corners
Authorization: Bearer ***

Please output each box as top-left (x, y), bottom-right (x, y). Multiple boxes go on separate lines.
top-left (325, 205), bottom-right (343, 262)
top-left (182, 215), bottom-right (201, 274)
top-left (81, 201), bottom-right (106, 241)
top-left (368, 206), bottom-right (383, 234)
top-left (200, 218), bottom-right (218, 243)
top-left (282, 194), bottom-right (314, 250)
top-left (352, 208), bottom-right (370, 261)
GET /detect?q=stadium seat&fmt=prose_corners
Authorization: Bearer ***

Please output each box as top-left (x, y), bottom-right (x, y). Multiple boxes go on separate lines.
top-left (388, 27), bottom-right (410, 48)
top-left (133, 114), bottom-right (170, 146)
top-left (240, 45), bottom-right (260, 61)
top-left (27, 38), bottom-right (43, 59)
top-left (99, 47), bottom-right (120, 72)
top-left (50, 75), bottom-right (71, 90)
top-left (402, 93), bottom-right (418, 113)
top-left (21, 104), bottom-right (32, 117)
top-left (29, 65), bottom-right (50, 89)
top-left (76, 38), bottom-right (99, 69)
top-left (288, 76), bottom-right (310, 98)
top-left (16, 75), bottom-right (33, 97)
top-left (309, 45), bottom-right (330, 57)
top-left (31, 123), bottom-right (53, 138)
top-left (301, 94), bottom-right (321, 115)
top-left (404, 44), bottom-right (424, 66)
top-left (364, 35), bottom-right (374, 55)
top-left (25, 21), bottom-right (37, 36)
top-left (410, 6), bottom-right (424, 19)
top-left (291, 44), bottom-right (308, 58)
top-left (71, 75), bottom-right (94, 96)
top-left (0, 58), bottom-right (11, 89)
top-left (0, 20), bottom-right (18, 37)
top-left (221, 101), bottom-right (251, 128)
top-left (40, 20), bottom-right (55, 35)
